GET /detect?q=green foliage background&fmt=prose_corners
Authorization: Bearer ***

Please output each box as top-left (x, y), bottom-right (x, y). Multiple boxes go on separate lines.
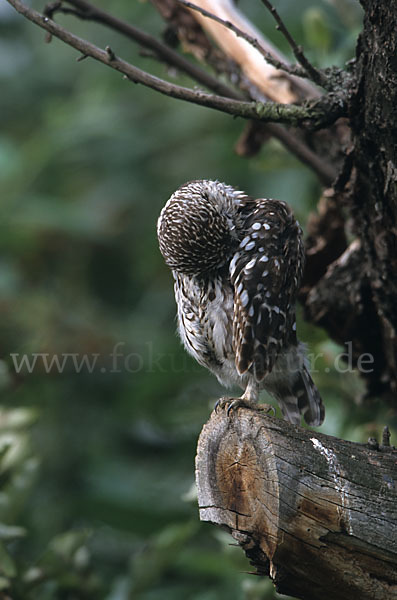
top-left (0, 0), bottom-right (391, 598)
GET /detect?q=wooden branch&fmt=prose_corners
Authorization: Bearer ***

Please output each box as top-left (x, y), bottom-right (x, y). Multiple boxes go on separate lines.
top-left (7, 0), bottom-right (340, 182)
top-left (56, 1), bottom-right (336, 184)
top-left (6, 0), bottom-right (346, 130)
top-left (196, 408), bottom-right (397, 600)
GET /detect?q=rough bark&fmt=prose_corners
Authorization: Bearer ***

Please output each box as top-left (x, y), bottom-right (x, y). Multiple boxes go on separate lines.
top-left (303, 3), bottom-right (397, 399)
top-left (196, 408), bottom-right (397, 600)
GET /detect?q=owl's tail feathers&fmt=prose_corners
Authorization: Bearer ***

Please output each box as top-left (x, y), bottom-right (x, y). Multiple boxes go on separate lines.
top-left (278, 366), bottom-right (325, 427)
top-left (296, 365), bottom-right (325, 426)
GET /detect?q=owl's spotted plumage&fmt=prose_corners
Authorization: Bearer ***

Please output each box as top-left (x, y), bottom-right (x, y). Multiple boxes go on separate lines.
top-left (157, 179), bottom-right (324, 426)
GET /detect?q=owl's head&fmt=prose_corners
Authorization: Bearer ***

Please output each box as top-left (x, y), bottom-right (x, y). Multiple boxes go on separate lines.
top-left (157, 180), bottom-right (248, 276)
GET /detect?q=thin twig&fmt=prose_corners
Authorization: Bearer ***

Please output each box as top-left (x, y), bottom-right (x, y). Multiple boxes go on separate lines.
top-left (260, 0), bottom-right (330, 89)
top-left (6, 0), bottom-right (345, 128)
top-left (176, 0), bottom-right (307, 79)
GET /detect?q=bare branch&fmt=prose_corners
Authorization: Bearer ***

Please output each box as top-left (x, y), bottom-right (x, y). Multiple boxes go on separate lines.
top-left (55, 0), bottom-right (239, 99)
top-left (260, 0), bottom-right (330, 89)
top-left (43, 0), bottom-right (338, 182)
top-left (5, 0), bottom-right (346, 129)
top-left (176, 0), bottom-right (307, 79)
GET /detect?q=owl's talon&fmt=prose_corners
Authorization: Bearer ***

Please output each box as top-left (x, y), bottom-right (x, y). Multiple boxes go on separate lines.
top-left (227, 400), bottom-right (244, 415)
top-left (214, 397), bottom-right (232, 413)
top-left (218, 398), bottom-right (275, 416)
top-left (214, 397), bottom-right (265, 416)
top-left (225, 398), bottom-right (261, 415)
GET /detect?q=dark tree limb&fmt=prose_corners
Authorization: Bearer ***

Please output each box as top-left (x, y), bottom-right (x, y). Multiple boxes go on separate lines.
top-left (196, 408), bottom-right (397, 600)
top-left (42, 0), bottom-right (336, 184)
top-left (9, 0), bottom-right (339, 185)
top-left (348, 2), bottom-right (397, 395)
top-left (6, 0), bottom-right (347, 129)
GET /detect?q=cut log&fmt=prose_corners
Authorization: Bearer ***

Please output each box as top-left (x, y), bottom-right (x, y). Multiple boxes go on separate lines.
top-left (195, 407), bottom-right (397, 600)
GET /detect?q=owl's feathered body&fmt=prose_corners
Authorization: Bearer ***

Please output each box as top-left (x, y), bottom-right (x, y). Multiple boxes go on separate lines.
top-left (157, 180), bottom-right (324, 426)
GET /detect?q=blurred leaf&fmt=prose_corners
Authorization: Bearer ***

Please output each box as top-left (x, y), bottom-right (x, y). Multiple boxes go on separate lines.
top-left (47, 529), bottom-right (92, 562)
top-left (0, 523), bottom-right (26, 541)
top-left (0, 407), bottom-right (38, 430)
top-left (303, 8), bottom-right (332, 53)
top-left (0, 432), bottom-right (31, 474)
top-left (0, 575), bottom-right (11, 591)
top-left (130, 521), bottom-right (199, 592)
top-left (0, 540), bottom-right (16, 578)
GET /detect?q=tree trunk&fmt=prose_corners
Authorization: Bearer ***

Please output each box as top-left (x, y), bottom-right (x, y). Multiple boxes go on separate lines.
top-left (303, 3), bottom-right (397, 400)
top-left (196, 408), bottom-right (397, 600)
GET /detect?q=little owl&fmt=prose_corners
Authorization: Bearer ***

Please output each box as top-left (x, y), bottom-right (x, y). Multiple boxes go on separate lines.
top-left (157, 179), bottom-right (324, 426)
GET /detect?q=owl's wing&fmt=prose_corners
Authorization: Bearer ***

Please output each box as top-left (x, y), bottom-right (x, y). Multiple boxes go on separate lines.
top-left (230, 199), bottom-right (304, 381)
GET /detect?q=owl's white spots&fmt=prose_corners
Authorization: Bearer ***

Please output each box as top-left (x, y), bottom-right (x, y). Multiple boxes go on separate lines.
top-left (262, 270), bottom-right (269, 277)
top-left (259, 255), bottom-right (269, 262)
top-left (245, 258), bottom-right (257, 270)
top-left (229, 254), bottom-right (239, 277)
top-left (245, 241), bottom-right (256, 251)
top-left (252, 222), bottom-right (261, 230)
top-left (292, 322), bottom-right (297, 331)
top-left (263, 223), bottom-right (271, 230)
top-left (240, 236), bottom-right (251, 249)
top-left (240, 290), bottom-right (249, 308)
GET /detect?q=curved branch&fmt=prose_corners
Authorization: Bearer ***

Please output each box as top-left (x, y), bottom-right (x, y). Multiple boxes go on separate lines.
top-left (6, 0), bottom-right (347, 130)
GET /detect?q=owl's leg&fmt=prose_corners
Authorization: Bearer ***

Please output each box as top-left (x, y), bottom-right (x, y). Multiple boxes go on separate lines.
top-left (215, 380), bottom-right (275, 416)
